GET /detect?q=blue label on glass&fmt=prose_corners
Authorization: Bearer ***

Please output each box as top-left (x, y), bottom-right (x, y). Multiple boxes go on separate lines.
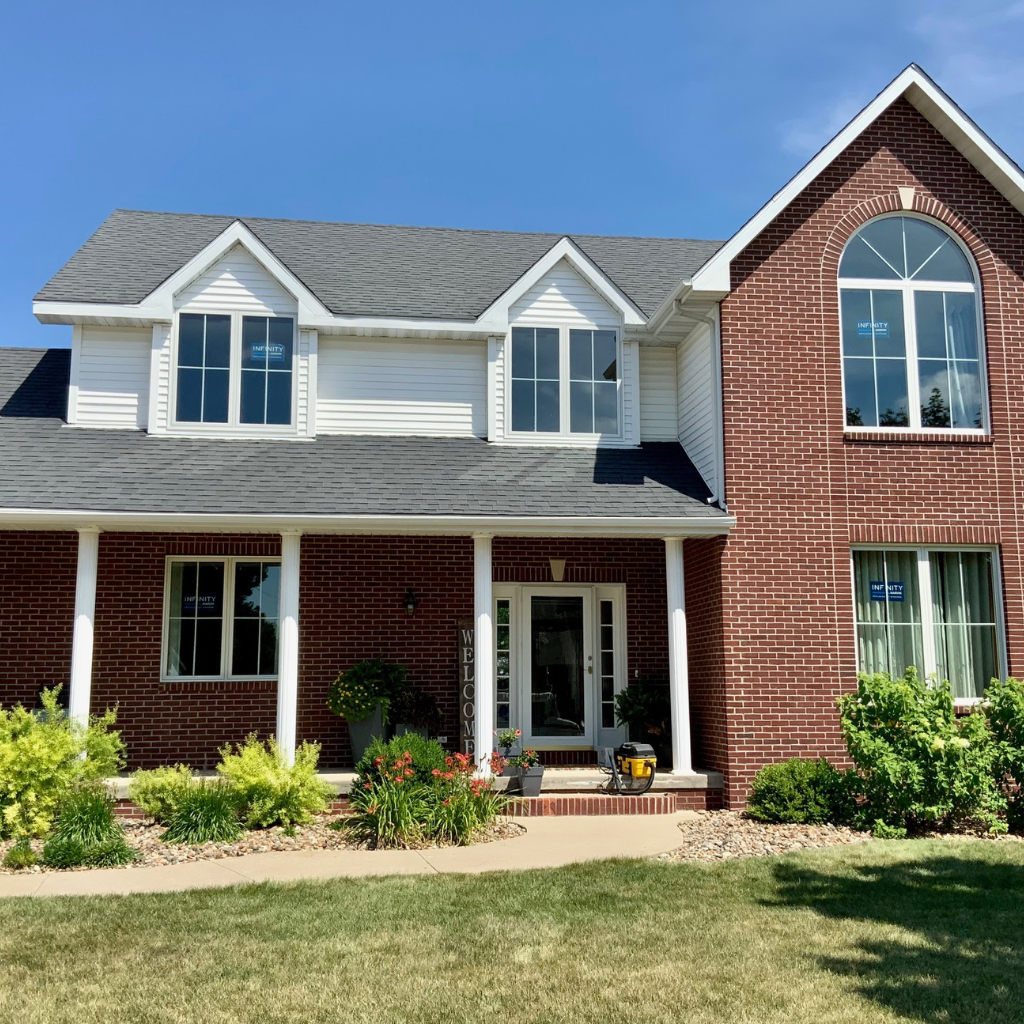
top-left (869, 581), bottom-right (904, 602)
top-left (183, 594), bottom-right (219, 611)
top-left (857, 320), bottom-right (889, 338)
top-left (250, 342), bottom-right (287, 363)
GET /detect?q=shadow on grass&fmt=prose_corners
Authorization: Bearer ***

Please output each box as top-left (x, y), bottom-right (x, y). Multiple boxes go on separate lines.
top-left (769, 849), bottom-right (1024, 1023)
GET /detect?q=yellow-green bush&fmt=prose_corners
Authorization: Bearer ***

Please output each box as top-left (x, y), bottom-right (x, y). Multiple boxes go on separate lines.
top-left (128, 764), bottom-right (195, 822)
top-left (215, 734), bottom-right (333, 828)
top-left (0, 687), bottom-right (123, 839)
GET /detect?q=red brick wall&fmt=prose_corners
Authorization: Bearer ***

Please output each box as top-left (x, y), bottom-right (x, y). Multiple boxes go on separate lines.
top-left (92, 533), bottom-right (281, 769)
top-left (718, 96), bottom-right (1024, 804)
top-left (0, 531), bottom-right (77, 708)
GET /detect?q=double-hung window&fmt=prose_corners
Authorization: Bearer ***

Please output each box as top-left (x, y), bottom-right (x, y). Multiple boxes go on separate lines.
top-left (509, 325), bottom-right (620, 437)
top-left (164, 557), bottom-right (281, 680)
top-left (852, 548), bottom-right (1002, 701)
top-left (175, 312), bottom-right (295, 429)
top-left (839, 215), bottom-right (986, 432)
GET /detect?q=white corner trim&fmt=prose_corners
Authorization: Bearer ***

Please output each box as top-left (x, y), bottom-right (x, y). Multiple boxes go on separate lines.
top-left (477, 236), bottom-right (647, 327)
top-left (67, 324), bottom-right (82, 425)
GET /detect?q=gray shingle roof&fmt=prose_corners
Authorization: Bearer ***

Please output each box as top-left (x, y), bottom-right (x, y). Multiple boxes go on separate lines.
top-left (0, 349), bottom-right (724, 520)
top-left (35, 210), bottom-right (723, 320)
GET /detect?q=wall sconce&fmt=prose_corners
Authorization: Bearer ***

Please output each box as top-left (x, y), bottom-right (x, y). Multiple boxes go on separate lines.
top-left (549, 558), bottom-right (566, 583)
top-left (403, 588), bottom-right (420, 615)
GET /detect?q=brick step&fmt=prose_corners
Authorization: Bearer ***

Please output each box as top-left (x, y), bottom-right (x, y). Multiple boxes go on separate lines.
top-left (508, 793), bottom-right (680, 816)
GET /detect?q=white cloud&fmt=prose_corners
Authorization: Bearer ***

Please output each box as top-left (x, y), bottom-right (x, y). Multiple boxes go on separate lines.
top-left (780, 94), bottom-right (866, 157)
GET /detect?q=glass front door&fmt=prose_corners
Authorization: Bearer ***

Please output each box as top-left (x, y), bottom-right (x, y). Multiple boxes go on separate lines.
top-left (523, 589), bottom-right (593, 745)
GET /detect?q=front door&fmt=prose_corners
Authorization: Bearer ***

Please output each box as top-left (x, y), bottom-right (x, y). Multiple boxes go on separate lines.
top-left (523, 588), bottom-right (593, 747)
top-left (493, 584), bottom-right (627, 750)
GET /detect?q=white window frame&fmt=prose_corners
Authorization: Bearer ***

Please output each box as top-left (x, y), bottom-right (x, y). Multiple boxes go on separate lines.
top-left (169, 310), bottom-right (299, 437)
top-left (493, 583), bottom-right (627, 748)
top-left (838, 213), bottom-right (989, 436)
top-left (849, 544), bottom-right (1006, 705)
top-left (505, 325), bottom-right (624, 442)
top-left (161, 555), bottom-right (282, 682)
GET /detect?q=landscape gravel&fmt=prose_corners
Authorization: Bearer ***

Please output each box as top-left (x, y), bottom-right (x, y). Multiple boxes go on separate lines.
top-left (659, 810), bottom-right (872, 862)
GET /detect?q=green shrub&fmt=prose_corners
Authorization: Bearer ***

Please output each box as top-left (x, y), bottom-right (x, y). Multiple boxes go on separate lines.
top-left (870, 820), bottom-right (909, 840)
top-left (746, 758), bottom-right (852, 825)
top-left (0, 687), bottom-right (124, 839)
top-left (42, 836), bottom-right (136, 868)
top-left (49, 789), bottom-right (124, 846)
top-left (128, 764), bottom-right (195, 822)
top-left (3, 839), bottom-right (37, 870)
top-left (985, 676), bottom-right (1024, 832)
top-left (216, 734), bottom-right (333, 828)
top-left (327, 659), bottom-right (407, 723)
top-left (389, 685), bottom-right (443, 733)
top-left (355, 734), bottom-right (448, 787)
top-left (344, 748), bottom-right (506, 848)
top-left (162, 782), bottom-right (242, 844)
top-left (839, 668), bottom-right (1004, 832)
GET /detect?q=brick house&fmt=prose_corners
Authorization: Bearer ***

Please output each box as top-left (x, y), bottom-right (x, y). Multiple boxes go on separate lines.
top-left (2, 65), bottom-right (1021, 807)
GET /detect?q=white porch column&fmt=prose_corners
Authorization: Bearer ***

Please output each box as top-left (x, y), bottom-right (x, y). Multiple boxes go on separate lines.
top-left (68, 528), bottom-right (100, 730)
top-left (473, 534), bottom-right (494, 774)
top-left (665, 537), bottom-right (693, 775)
top-left (276, 532), bottom-right (302, 765)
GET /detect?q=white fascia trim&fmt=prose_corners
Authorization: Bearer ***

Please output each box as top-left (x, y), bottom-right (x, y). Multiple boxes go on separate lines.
top-left (0, 508), bottom-right (735, 538)
top-left (477, 236), bottom-right (647, 328)
top-left (145, 220), bottom-right (331, 321)
top-left (656, 64), bottom-right (1024, 308)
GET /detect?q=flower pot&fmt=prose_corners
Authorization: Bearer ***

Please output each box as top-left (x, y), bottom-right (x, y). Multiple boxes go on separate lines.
top-left (515, 765), bottom-right (544, 797)
top-left (347, 704), bottom-right (383, 763)
top-left (394, 723), bottom-right (428, 740)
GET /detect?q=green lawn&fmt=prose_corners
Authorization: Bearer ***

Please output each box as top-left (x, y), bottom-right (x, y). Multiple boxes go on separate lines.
top-left (1, 841), bottom-right (1023, 1024)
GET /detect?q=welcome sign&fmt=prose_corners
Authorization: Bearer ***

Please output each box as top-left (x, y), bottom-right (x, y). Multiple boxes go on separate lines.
top-left (457, 618), bottom-right (475, 755)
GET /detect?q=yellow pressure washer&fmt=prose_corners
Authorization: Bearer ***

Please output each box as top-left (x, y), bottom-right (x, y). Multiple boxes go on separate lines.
top-left (601, 742), bottom-right (657, 795)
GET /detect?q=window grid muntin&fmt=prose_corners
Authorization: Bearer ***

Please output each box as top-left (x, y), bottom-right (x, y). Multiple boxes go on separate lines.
top-left (176, 313), bottom-right (231, 424)
top-left (852, 547), bottom-right (1002, 701)
top-left (569, 329), bottom-right (619, 434)
top-left (599, 599), bottom-right (616, 729)
top-left (839, 215), bottom-right (986, 434)
top-left (172, 311), bottom-right (297, 432)
top-left (507, 325), bottom-right (623, 439)
top-left (510, 327), bottom-right (560, 433)
top-left (163, 556), bottom-right (282, 681)
top-left (240, 316), bottom-right (294, 426)
top-left (495, 598), bottom-right (512, 730)
top-left (231, 561), bottom-right (281, 677)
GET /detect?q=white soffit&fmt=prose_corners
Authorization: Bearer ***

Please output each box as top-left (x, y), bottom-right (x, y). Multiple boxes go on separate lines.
top-left (667, 64), bottom-right (1024, 304)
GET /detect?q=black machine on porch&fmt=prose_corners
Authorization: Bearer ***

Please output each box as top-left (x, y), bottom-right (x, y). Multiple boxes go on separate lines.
top-left (598, 742), bottom-right (658, 795)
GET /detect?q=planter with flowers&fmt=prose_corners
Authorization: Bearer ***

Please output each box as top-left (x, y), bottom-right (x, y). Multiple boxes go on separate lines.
top-left (493, 728), bottom-right (522, 777)
top-left (507, 749), bottom-right (544, 797)
top-left (327, 659), bottom-right (407, 762)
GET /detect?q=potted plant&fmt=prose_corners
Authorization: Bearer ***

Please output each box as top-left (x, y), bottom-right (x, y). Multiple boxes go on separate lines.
top-left (508, 748), bottom-right (544, 797)
top-left (327, 659), bottom-right (406, 762)
top-left (390, 685), bottom-right (443, 739)
top-left (614, 678), bottom-right (672, 767)
top-left (493, 728), bottom-right (521, 777)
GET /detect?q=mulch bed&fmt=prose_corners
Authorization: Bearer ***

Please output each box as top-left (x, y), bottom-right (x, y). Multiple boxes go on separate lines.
top-left (659, 810), bottom-right (1024, 863)
top-left (0, 815), bottom-right (526, 873)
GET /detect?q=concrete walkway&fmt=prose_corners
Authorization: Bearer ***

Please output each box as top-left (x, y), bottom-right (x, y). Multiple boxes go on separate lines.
top-left (0, 812), bottom-right (696, 899)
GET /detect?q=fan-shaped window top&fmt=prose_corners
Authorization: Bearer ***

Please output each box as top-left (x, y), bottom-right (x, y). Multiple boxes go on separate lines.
top-left (839, 216), bottom-right (973, 282)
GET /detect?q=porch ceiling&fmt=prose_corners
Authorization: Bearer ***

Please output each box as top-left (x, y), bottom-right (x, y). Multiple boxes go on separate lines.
top-left (0, 349), bottom-right (731, 534)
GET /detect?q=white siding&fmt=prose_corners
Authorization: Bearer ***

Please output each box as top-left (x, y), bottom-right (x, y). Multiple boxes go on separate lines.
top-left (175, 245), bottom-right (297, 315)
top-left (150, 323), bottom-right (171, 431)
top-left (640, 347), bottom-right (678, 440)
top-left (317, 338), bottom-right (486, 437)
top-left (677, 324), bottom-right (717, 493)
top-left (509, 259), bottom-right (619, 328)
top-left (75, 326), bottom-right (151, 428)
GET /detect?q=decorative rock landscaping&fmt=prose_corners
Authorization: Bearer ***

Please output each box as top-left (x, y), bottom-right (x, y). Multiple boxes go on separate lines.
top-left (659, 810), bottom-right (872, 862)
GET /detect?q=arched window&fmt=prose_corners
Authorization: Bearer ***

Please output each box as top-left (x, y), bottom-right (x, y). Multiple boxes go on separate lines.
top-left (838, 215), bottom-right (985, 431)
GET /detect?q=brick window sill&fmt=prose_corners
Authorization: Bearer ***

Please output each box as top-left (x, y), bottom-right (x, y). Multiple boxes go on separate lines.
top-left (843, 431), bottom-right (993, 446)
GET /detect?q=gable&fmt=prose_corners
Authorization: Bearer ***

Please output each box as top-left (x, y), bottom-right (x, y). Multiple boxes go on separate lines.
top-left (174, 244), bottom-right (298, 315)
top-left (509, 257), bottom-right (620, 328)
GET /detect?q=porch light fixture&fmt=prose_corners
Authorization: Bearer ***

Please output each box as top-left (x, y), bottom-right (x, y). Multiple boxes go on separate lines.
top-left (549, 558), bottom-right (566, 583)
top-left (403, 588), bottom-right (420, 615)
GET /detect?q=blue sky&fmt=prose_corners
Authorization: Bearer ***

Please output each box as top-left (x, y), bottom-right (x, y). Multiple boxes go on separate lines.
top-left (4, 0), bottom-right (1024, 348)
